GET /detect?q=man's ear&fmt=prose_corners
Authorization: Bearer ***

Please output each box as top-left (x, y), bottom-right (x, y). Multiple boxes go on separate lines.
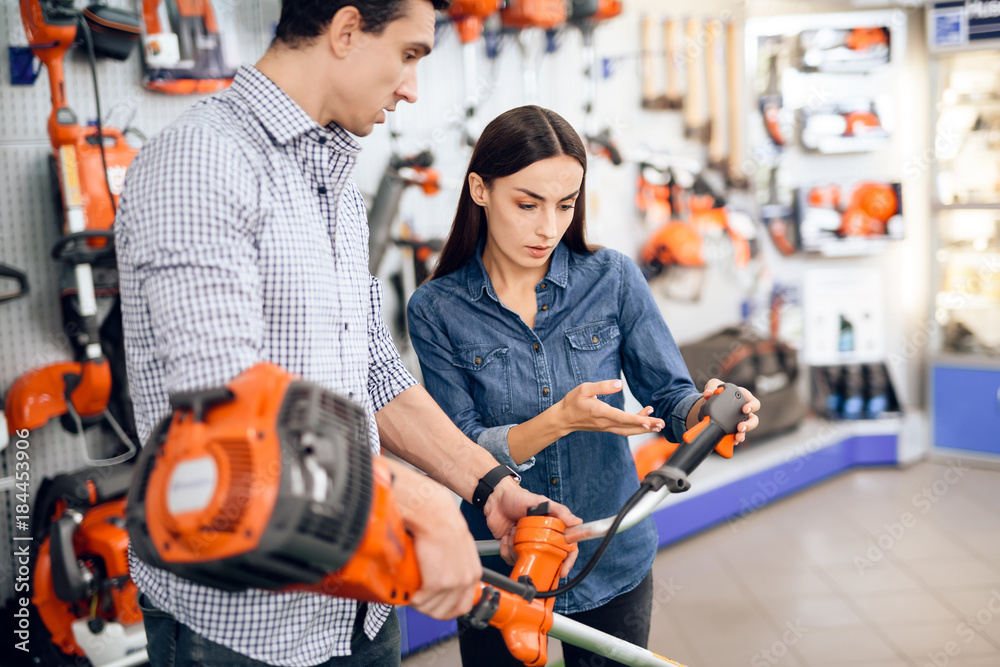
top-left (469, 173), bottom-right (489, 206)
top-left (327, 5), bottom-right (364, 59)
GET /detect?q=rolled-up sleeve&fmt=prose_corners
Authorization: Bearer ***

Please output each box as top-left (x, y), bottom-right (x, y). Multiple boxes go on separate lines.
top-left (617, 255), bottom-right (700, 443)
top-left (407, 290), bottom-right (534, 472)
top-left (366, 273), bottom-right (417, 412)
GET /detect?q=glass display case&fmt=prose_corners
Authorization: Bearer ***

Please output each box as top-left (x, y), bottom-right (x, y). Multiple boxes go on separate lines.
top-left (933, 50), bottom-right (1000, 206)
top-left (932, 208), bottom-right (1000, 356)
top-left (931, 50), bottom-right (1000, 358)
top-left (926, 10), bottom-right (1000, 460)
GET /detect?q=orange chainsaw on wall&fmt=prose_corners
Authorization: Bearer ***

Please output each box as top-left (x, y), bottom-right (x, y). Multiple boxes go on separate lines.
top-left (140, 0), bottom-right (236, 94)
top-left (126, 363), bottom-right (748, 666)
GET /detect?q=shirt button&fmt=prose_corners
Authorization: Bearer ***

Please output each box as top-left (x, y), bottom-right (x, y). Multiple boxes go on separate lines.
top-left (550, 477), bottom-right (558, 485)
top-left (533, 343), bottom-right (540, 352)
top-left (542, 387), bottom-right (549, 396)
top-left (318, 186), bottom-right (327, 195)
top-left (540, 283), bottom-right (547, 289)
top-left (475, 357), bottom-right (482, 364)
top-left (348, 392), bottom-right (354, 399)
top-left (318, 137), bottom-right (327, 144)
top-left (540, 305), bottom-right (548, 311)
top-left (592, 335), bottom-right (599, 343)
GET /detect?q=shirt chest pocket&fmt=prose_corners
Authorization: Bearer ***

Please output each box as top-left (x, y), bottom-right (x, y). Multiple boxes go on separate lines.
top-left (565, 321), bottom-right (622, 386)
top-left (452, 345), bottom-right (512, 421)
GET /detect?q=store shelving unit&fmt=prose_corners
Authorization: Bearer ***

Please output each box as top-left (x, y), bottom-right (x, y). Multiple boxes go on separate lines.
top-left (926, 23), bottom-right (1000, 463)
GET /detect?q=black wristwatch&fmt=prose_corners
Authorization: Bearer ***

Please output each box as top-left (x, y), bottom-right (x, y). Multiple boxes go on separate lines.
top-left (471, 464), bottom-right (521, 511)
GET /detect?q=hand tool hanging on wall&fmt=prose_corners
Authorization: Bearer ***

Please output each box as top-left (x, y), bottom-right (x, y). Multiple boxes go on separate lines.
top-left (760, 167), bottom-right (797, 255)
top-left (758, 37), bottom-right (785, 147)
top-left (0, 265), bottom-right (29, 455)
top-left (367, 150), bottom-right (441, 276)
top-left (29, 463), bottom-right (147, 667)
top-left (839, 182), bottom-right (898, 237)
top-left (704, 19), bottom-right (726, 170)
top-left (448, 0), bottom-right (503, 146)
top-left (502, 0), bottom-right (567, 104)
top-left (9, 0), bottom-right (139, 465)
top-left (798, 26), bottom-right (889, 72)
top-left (638, 165), bottom-right (706, 301)
top-left (570, 0), bottom-right (623, 165)
top-left (127, 362), bottom-right (748, 666)
top-left (0, 263), bottom-right (30, 304)
top-left (683, 18), bottom-right (709, 142)
top-left (804, 181), bottom-right (900, 238)
top-left (663, 17), bottom-right (683, 110)
top-left (140, 0), bottom-right (237, 94)
top-left (688, 173), bottom-right (753, 271)
top-left (724, 21), bottom-right (749, 189)
top-left (639, 15), bottom-right (666, 110)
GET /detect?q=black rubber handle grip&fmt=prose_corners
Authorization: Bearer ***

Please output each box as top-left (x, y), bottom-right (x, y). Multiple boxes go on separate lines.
top-left (665, 383), bottom-right (748, 477)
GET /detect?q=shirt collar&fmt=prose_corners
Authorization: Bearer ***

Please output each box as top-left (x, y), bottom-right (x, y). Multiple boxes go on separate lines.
top-left (466, 239), bottom-right (570, 300)
top-left (231, 64), bottom-right (361, 155)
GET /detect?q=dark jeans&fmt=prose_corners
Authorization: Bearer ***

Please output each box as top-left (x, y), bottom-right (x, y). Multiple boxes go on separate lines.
top-left (139, 593), bottom-right (401, 667)
top-left (458, 571), bottom-right (653, 667)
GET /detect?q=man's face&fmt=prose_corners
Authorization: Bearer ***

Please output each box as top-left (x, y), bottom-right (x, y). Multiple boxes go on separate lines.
top-left (336, 0), bottom-right (435, 136)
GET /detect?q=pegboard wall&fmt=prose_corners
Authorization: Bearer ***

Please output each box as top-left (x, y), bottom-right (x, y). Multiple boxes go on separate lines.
top-left (0, 0), bottom-right (930, 605)
top-left (0, 0), bottom-right (757, 604)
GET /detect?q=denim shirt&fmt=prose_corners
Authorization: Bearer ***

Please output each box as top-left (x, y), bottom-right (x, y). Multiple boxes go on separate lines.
top-left (407, 242), bottom-right (700, 614)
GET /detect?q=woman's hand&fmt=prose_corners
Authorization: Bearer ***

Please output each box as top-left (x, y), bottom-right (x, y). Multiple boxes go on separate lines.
top-left (555, 379), bottom-right (665, 436)
top-left (689, 378), bottom-right (761, 444)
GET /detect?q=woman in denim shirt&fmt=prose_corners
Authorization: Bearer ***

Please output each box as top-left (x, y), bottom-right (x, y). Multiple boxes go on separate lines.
top-left (407, 106), bottom-right (760, 666)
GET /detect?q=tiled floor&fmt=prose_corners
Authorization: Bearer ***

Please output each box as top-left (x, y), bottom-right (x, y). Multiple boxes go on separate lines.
top-left (402, 460), bottom-right (1000, 667)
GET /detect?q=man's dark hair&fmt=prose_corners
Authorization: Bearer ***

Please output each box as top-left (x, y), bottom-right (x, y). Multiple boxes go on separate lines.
top-left (275, 0), bottom-right (451, 48)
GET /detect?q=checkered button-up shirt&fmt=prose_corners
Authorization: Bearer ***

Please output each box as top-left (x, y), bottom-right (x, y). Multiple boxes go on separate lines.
top-left (115, 64), bottom-right (417, 666)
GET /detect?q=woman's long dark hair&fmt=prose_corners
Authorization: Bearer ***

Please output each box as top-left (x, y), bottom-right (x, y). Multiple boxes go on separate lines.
top-left (429, 105), bottom-right (595, 281)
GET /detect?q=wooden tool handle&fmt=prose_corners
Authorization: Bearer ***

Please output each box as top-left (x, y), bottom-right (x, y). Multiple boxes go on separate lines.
top-left (725, 21), bottom-right (748, 188)
top-left (706, 19), bottom-right (725, 159)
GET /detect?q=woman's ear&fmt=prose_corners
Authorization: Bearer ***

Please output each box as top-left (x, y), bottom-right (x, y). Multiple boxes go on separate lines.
top-left (468, 172), bottom-right (489, 207)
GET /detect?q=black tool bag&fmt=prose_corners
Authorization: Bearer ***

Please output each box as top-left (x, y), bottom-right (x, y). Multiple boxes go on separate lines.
top-left (680, 327), bottom-right (806, 442)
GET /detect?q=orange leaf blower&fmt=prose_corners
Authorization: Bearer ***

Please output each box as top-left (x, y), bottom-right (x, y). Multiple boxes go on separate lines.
top-left (29, 464), bottom-right (147, 666)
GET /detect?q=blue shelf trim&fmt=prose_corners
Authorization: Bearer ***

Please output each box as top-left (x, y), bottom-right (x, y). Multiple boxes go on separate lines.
top-left (400, 610), bottom-right (458, 656)
top-left (654, 434), bottom-right (897, 546)
top-left (402, 433), bottom-right (897, 656)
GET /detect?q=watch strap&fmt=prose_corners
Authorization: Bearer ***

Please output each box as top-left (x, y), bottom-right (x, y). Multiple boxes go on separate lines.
top-left (471, 464), bottom-right (520, 511)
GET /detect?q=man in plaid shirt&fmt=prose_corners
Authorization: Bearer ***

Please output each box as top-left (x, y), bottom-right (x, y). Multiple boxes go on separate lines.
top-left (115, 1), bottom-right (579, 665)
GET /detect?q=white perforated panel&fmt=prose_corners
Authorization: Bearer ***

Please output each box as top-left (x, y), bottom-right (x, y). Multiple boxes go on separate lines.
top-left (8, 0), bottom-right (911, 608)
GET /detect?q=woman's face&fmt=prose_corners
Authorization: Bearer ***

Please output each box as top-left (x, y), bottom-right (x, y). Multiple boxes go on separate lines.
top-left (472, 155), bottom-right (584, 276)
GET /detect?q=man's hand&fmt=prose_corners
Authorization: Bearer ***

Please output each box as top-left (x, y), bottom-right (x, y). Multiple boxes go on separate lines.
top-left (387, 460), bottom-right (481, 620)
top-left (687, 378), bottom-right (761, 445)
top-left (557, 379), bottom-right (665, 436)
top-left (483, 477), bottom-right (582, 578)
